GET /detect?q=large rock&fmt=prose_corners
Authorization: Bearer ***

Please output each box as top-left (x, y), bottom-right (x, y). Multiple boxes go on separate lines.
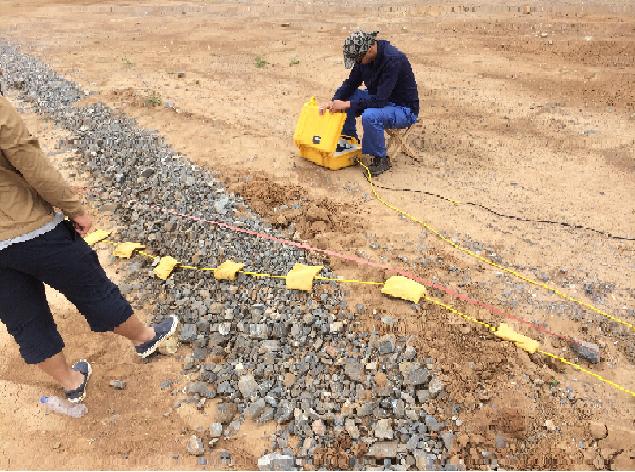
top-left (374, 419), bottom-right (394, 440)
top-left (258, 453), bottom-right (297, 471)
top-left (312, 419), bottom-right (326, 436)
top-left (345, 419), bottom-right (360, 439)
top-left (367, 441), bottom-right (403, 458)
top-left (245, 398), bottom-right (266, 420)
top-left (180, 324), bottom-right (197, 342)
top-left (571, 340), bottom-right (600, 364)
top-left (378, 334), bottom-right (396, 354)
top-left (238, 374), bottom-right (260, 398)
top-left (425, 415), bottom-right (443, 432)
top-left (209, 423), bottom-right (223, 438)
top-left (186, 435), bottom-right (204, 456)
top-left (186, 381), bottom-right (215, 398)
top-left (215, 402), bottom-right (238, 424)
top-left (428, 377), bottom-right (445, 396)
top-left (400, 362), bottom-right (430, 386)
top-left (344, 359), bottom-right (364, 382)
top-left (414, 451), bottom-right (437, 470)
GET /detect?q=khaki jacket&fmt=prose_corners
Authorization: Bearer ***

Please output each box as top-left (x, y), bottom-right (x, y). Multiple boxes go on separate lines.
top-left (0, 96), bottom-right (84, 240)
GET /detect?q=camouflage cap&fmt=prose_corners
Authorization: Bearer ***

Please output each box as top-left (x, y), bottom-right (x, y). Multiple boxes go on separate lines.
top-left (343, 30), bottom-right (379, 69)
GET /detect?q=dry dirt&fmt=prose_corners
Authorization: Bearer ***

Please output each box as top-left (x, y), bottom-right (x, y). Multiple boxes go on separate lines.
top-left (0, 0), bottom-right (634, 470)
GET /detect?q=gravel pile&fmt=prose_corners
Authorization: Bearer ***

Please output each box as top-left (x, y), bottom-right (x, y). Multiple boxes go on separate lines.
top-left (1, 41), bottom-right (461, 470)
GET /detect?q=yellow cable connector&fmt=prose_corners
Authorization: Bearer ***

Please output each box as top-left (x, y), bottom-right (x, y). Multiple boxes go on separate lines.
top-left (286, 263), bottom-right (323, 291)
top-left (113, 242), bottom-right (146, 259)
top-left (382, 275), bottom-right (427, 303)
top-left (84, 229), bottom-right (111, 246)
top-left (153, 256), bottom-right (179, 281)
top-left (214, 260), bottom-right (245, 281)
top-left (494, 323), bottom-right (540, 354)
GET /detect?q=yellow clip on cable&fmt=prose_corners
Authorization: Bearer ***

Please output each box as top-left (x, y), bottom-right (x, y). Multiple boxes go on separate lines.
top-left (85, 231), bottom-right (635, 399)
top-left (382, 275), bottom-right (427, 303)
top-left (84, 229), bottom-right (111, 246)
top-left (153, 256), bottom-right (179, 280)
top-left (286, 263), bottom-right (323, 291)
top-left (214, 260), bottom-right (245, 281)
top-left (494, 323), bottom-right (540, 354)
top-left (113, 242), bottom-right (146, 259)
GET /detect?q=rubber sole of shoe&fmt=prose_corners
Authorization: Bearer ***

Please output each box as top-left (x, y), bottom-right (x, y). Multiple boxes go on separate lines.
top-left (66, 359), bottom-right (92, 404)
top-left (137, 315), bottom-right (179, 359)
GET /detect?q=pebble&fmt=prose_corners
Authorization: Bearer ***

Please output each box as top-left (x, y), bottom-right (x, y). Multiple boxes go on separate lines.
top-left (215, 402), bottom-right (238, 424)
top-left (238, 374), bottom-right (259, 398)
top-left (209, 422), bottom-right (223, 438)
top-left (374, 418), bottom-right (394, 439)
top-left (219, 450), bottom-right (232, 465)
top-left (258, 452), bottom-right (297, 471)
top-left (312, 419), bottom-right (326, 436)
top-left (571, 339), bottom-right (600, 364)
top-left (245, 398), bottom-right (266, 420)
top-left (186, 435), bottom-right (204, 456)
top-left (368, 441), bottom-right (400, 458)
top-left (429, 377), bottom-right (445, 396)
top-left (109, 379), bottom-right (127, 390)
top-left (345, 418), bottom-right (360, 439)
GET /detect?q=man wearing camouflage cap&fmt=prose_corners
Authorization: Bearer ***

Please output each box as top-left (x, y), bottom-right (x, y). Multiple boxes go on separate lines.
top-left (322, 30), bottom-right (419, 177)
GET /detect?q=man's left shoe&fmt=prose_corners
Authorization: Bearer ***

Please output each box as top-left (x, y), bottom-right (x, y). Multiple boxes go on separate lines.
top-left (65, 359), bottom-right (92, 404)
top-left (364, 156), bottom-right (391, 178)
top-left (135, 315), bottom-right (179, 358)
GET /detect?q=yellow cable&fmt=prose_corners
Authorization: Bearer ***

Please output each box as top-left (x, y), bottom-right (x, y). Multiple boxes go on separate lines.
top-left (360, 162), bottom-right (635, 332)
top-left (422, 295), bottom-right (635, 398)
top-left (137, 250), bottom-right (156, 260)
top-left (94, 234), bottom-right (635, 399)
top-left (314, 275), bottom-right (384, 285)
top-left (538, 350), bottom-right (635, 398)
top-left (423, 294), bottom-right (496, 331)
top-left (240, 270), bottom-right (288, 279)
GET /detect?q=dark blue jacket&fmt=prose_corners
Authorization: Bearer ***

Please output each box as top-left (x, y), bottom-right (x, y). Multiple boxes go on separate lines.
top-left (333, 40), bottom-right (419, 116)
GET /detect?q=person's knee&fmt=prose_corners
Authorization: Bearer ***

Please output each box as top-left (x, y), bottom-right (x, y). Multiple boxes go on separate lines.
top-left (9, 316), bottom-right (64, 364)
top-left (361, 109), bottom-right (381, 126)
top-left (83, 297), bottom-right (133, 333)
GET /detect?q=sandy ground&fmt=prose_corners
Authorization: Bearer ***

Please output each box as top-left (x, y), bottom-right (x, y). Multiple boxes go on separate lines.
top-left (0, 112), bottom-right (273, 470)
top-left (0, 0), bottom-right (634, 469)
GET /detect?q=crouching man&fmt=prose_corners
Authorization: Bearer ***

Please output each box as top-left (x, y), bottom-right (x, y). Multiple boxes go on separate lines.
top-left (322, 30), bottom-right (419, 176)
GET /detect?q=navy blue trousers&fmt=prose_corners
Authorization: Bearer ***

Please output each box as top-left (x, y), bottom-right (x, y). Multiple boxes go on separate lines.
top-left (0, 221), bottom-right (133, 364)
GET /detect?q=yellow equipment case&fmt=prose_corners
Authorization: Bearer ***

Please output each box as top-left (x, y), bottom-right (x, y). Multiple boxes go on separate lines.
top-left (293, 97), bottom-right (361, 170)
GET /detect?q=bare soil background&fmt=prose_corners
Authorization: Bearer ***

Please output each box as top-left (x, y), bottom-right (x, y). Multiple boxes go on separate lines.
top-left (0, 0), bottom-right (634, 469)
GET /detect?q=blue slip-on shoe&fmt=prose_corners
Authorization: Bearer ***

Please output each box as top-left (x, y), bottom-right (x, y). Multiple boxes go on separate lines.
top-left (135, 315), bottom-right (179, 359)
top-left (65, 359), bottom-right (92, 404)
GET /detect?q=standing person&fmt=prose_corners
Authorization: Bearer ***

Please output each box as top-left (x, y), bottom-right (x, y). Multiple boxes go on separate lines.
top-left (0, 92), bottom-right (178, 403)
top-left (322, 30), bottom-right (419, 177)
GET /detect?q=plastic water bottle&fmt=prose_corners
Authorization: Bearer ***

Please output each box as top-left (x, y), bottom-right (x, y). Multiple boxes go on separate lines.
top-left (39, 396), bottom-right (88, 418)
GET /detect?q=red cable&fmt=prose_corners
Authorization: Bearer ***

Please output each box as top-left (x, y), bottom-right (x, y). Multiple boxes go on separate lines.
top-left (153, 205), bottom-right (578, 346)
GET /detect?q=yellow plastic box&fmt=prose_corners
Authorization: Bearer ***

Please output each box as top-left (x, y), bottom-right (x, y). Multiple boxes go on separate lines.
top-left (293, 97), bottom-right (361, 170)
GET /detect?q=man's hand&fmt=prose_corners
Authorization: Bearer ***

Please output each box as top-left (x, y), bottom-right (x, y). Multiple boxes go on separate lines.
top-left (319, 101), bottom-right (334, 115)
top-left (319, 100), bottom-right (350, 114)
top-left (71, 213), bottom-right (92, 237)
top-left (330, 100), bottom-right (350, 112)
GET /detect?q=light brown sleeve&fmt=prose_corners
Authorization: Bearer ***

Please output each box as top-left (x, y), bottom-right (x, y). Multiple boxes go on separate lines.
top-left (0, 97), bottom-right (85, 218)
